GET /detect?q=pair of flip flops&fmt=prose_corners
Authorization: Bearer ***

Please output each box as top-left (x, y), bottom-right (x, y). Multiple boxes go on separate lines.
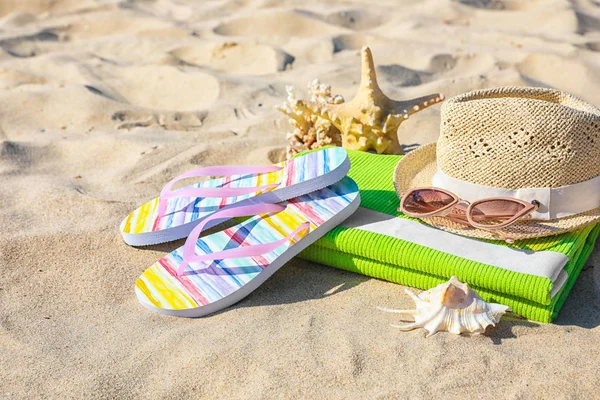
top-left (120, 148), bottom-right (361, 317)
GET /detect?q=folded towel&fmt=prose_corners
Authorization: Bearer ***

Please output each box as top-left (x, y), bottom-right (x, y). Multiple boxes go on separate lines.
top-left (299, 149), bottom-right (600, 322)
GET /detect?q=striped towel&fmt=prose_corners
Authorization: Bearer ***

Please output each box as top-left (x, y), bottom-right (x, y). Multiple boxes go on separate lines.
top-left (299, 149), bottom-right (600, 322)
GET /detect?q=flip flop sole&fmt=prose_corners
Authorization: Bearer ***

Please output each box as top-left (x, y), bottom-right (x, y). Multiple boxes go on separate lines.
top-left (135, 177), bottom-right (360, 317)
top-left (121, 148), bottom-right (350, 246)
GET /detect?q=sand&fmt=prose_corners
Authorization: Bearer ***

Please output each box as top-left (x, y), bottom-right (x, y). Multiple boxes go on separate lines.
top-left (1, 0), bottom-right (600, 398)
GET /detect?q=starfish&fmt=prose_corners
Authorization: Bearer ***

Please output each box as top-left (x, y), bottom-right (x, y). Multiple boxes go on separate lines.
top-left (296, 46), bottom-right (444, 154)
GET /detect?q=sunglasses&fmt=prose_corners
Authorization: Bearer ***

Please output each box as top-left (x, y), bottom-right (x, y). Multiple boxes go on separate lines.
top-left (398, 187), bottom-right (541, 243)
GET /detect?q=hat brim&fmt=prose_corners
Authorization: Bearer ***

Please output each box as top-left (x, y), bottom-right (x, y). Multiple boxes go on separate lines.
top-left (393, 143), bottom-right (600, 241)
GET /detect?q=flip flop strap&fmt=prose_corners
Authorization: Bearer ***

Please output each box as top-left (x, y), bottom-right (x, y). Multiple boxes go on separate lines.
top-left (158, 165), bottom-right (283, 219)
top-left (177, 203), bottom-right (309, 276)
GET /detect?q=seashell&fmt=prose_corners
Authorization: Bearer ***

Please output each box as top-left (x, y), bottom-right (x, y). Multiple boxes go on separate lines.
top-left (378, 276), bottom-right (511, 337)
top-left (277, 46), bottom-right (444, 158)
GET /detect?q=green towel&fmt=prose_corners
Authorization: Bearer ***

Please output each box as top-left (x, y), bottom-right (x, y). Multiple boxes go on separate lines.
top-left (299, 149), bottom-right (600, 322)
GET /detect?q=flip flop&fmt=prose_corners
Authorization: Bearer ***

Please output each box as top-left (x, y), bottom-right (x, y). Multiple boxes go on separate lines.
top-left (135, 176), bottom-right (360, 317)
top-left (120, 147), bottom-right (350, 246)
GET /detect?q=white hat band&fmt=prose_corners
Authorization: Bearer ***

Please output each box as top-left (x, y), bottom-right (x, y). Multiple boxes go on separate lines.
top-left (432, 169), bottom-right (600, 220)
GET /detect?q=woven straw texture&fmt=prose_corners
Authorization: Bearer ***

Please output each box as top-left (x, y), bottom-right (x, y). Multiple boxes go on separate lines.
top-left (394, 87), bottom-right (600, 240)
top-left (300, 149), bottom-right (600, 322)
top-left (438, 86), bottom-right (600, 188)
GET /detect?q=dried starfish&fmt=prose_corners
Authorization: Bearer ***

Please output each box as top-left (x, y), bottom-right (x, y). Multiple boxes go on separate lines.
top-left (296, 46), bottom-right (444, 154)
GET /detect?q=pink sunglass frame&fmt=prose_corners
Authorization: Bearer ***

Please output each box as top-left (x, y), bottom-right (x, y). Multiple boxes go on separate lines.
top-left (399, 187), bottom-right (540, 230)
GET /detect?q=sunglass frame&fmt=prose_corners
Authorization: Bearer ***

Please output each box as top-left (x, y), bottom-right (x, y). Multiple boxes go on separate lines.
top-left (400, 187), bottom-right (539, 230)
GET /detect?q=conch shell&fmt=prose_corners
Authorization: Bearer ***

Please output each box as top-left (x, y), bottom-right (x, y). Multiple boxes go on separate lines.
top-left (378, 276), bottom-right (511, 337)
top-left (277, 46), bottom-right (444, 158)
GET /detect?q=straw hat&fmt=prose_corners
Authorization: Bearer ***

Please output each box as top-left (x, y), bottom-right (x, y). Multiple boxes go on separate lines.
top-left (393, 86), bottom-right (600, 240)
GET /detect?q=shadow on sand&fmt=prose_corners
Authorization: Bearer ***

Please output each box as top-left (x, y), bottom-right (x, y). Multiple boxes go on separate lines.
top-left (554, 266), bottom-right (600, 329)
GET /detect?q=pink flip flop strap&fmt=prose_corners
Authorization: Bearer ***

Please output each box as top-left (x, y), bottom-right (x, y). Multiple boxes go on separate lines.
top-left (158, 165), bottom-right (282, 220)
top-left (177, 203), bottom-right (310, 276)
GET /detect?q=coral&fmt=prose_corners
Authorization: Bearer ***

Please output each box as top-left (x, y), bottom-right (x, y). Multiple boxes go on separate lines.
top-left (276, 80), bottom-right (344, 159)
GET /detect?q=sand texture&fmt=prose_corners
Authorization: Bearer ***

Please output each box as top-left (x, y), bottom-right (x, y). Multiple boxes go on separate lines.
top-left (2, 0), bottom-right (600, 398)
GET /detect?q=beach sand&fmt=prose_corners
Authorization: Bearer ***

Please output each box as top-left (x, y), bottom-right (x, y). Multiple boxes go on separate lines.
top-left (1, 0), bottom-right (600, 398)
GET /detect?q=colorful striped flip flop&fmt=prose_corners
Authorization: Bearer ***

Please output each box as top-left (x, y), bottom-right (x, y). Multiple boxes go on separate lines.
top-left (135, 176), bottom-right (360, 317)
top-left (120, 147), bottom-right (350, 246)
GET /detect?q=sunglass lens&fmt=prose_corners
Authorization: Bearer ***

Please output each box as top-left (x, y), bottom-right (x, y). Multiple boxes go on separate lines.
top-left (469, 199), bottom-right (526, 226)
top-left (402, 189), bottom-right (455, 215)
